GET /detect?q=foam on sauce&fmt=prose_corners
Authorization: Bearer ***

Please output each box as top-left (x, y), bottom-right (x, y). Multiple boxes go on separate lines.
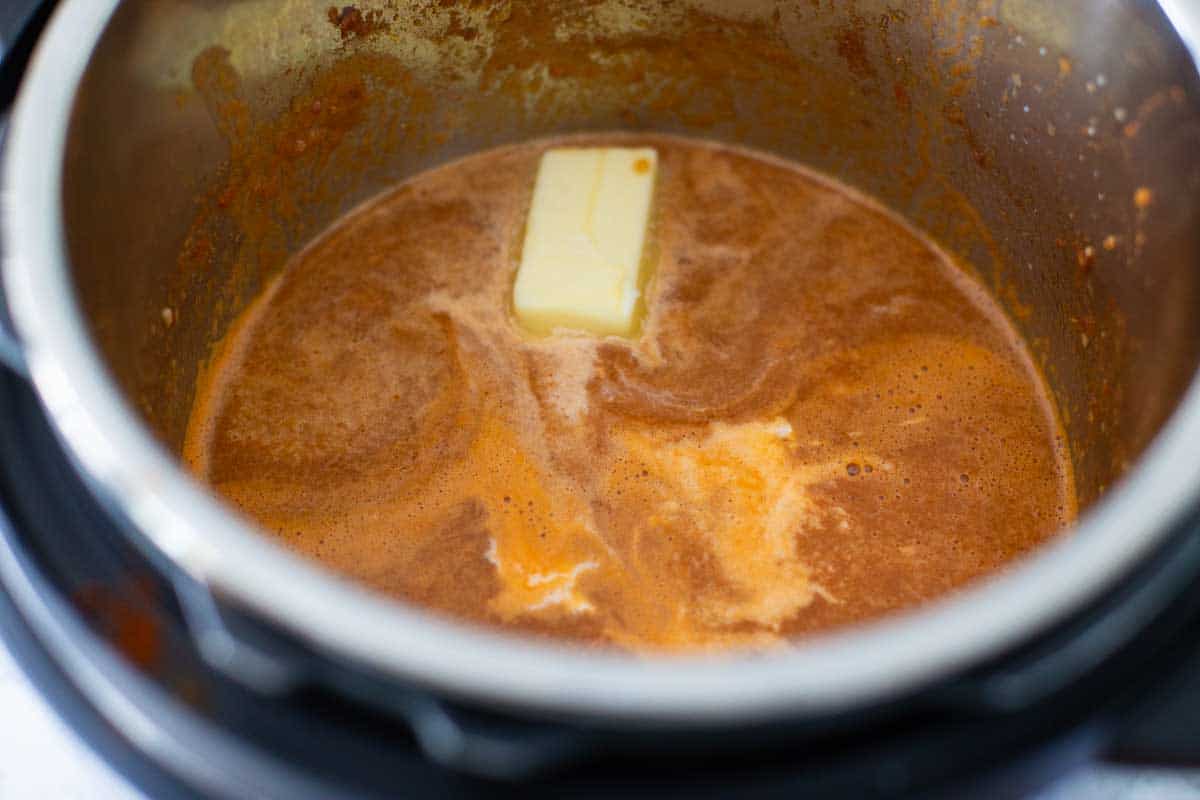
top-left (183, 134), bottom-right (1076, 652)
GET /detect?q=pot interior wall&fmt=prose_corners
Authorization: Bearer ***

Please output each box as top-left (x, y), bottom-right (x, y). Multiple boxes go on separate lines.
top-left (62, 0), bottom-right (1200, 512)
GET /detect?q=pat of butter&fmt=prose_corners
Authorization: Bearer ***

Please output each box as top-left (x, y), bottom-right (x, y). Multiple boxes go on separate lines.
top-left (513, 147), bottom-right (658, 337)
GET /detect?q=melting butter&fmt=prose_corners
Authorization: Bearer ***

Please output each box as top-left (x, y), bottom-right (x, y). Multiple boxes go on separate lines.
top-left (513, 147), bottom-right (658, 337)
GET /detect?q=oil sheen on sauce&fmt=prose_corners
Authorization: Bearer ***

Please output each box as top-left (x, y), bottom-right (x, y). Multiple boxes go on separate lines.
top-left (183, 134), bottom-right (1076, 653)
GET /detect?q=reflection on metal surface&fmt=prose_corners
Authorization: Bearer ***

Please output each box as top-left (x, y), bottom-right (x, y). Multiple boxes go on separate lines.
top-left (1161, 0), bottom-right (1200, 64)
top-left (999, 0), bottom-right (1080, 51)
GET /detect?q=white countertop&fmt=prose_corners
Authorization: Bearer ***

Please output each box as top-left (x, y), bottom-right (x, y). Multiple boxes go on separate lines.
top-left (0, 636), bottom-right (1195, 799)
top-left (0, 641), bottom-right (139, 799)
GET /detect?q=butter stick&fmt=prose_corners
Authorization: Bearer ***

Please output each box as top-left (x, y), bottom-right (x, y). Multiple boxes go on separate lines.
top-left (513, 147), bottom-right (658, 337)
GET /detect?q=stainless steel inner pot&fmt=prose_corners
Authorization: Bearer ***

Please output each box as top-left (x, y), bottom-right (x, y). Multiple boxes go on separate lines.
top-left (4, 0), bottom-right (1200, 723)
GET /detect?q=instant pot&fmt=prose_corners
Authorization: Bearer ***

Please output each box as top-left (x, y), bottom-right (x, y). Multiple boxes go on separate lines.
top-left (3, 0), bottom-right (1200, 796)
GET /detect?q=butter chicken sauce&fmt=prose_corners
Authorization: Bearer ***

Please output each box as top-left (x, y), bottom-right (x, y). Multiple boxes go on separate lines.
top-left (184, 135), bottom-right (1075, 652)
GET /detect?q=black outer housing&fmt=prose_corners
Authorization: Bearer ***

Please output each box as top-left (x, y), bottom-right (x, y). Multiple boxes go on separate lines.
top-left (1, 2), bottom-right (1200, 797)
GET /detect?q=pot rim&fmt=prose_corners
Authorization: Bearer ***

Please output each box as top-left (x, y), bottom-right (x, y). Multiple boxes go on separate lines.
top-left (5, 0), bottom-right (1200, 724)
